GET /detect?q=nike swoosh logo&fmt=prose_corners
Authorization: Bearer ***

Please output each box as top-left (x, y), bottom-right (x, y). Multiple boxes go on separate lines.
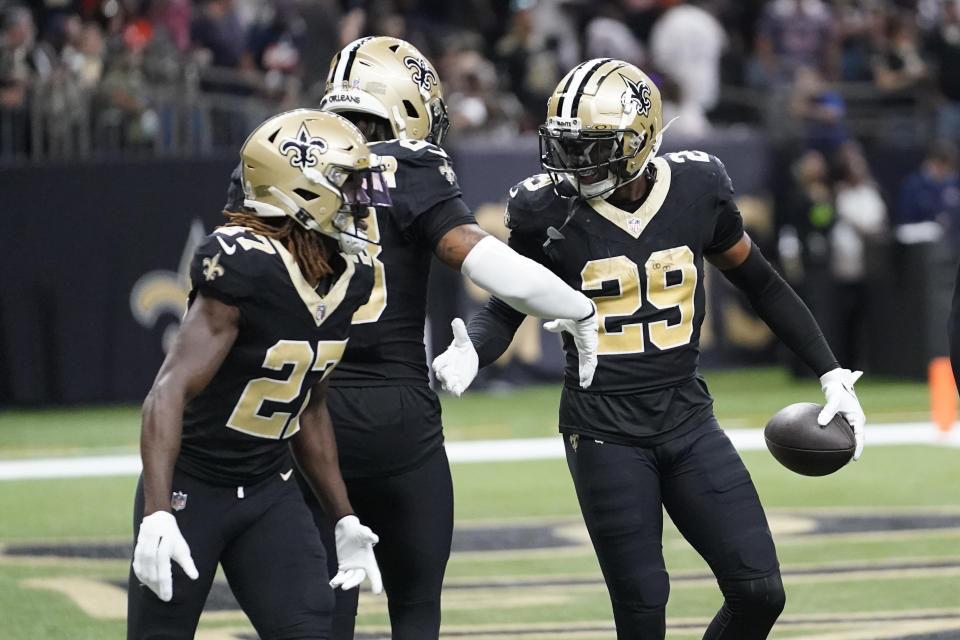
top-left (280, 469), bottom-right (293, 481)
top-left (509, 186), bottom-right (519, 198)
top-left (215, 235), bottom-right (237, 255)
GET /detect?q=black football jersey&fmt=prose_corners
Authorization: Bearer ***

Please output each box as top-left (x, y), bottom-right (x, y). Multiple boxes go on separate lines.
top-left (504, 151), bottom-right (744, 444)
top-left (176, 226), bottom-right (374, 485)
top-left (330, 138), bottom-right (475, 387)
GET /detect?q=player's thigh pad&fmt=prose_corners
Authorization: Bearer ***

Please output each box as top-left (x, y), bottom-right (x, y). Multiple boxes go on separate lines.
top-left (660, 419), bottom-right (780, 579)
top-left (349, 445), bottom-right (454, 605)
top-left (563, 435), bottom-right (669, 611)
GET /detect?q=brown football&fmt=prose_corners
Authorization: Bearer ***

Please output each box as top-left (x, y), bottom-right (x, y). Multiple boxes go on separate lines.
top-left (764, 402), bottom-right (855, 476)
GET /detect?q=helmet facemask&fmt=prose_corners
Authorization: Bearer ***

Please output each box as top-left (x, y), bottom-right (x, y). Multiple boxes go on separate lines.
top-left (265, 163), bottom-right (392, 255)
top-left (539, 117), bottom-right (648, 200)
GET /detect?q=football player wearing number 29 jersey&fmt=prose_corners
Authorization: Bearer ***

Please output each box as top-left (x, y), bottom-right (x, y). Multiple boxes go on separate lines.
top-left (128, 111), bottom-right (384, 640)
top-left (433, 59), bottom-right (868, 639)
top-left (224, 38), bottom-right (600, 640)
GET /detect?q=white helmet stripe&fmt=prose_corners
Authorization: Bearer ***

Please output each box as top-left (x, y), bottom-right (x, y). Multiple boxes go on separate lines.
top-left (333, 37), bottom-right (372, 84)
top-left (560, 58), bottom-right (612, 119)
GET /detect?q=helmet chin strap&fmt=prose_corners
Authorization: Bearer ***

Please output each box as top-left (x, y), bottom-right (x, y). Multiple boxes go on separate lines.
top-left (391, 105), bottom-right (408, 139)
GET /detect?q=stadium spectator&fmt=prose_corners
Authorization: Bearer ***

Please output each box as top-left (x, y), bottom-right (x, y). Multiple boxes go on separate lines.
top-left (297, 0), bottom-right (344, 101)
top-left (926, 0), bottom-right (960, 142)
top-left (190, 0), bottom-right (253, 77)
top-left (444, 48), bottom-right (523, 140)
top-left (495, 6), bottom-right (563, 128)
top-left (835, 0), bottom-right (884, 82)
top-left (871, 10), bottom-right (927, 94)
top-left (94, 25), bottom-right (158, 150)
top-left (830, 141), bottom-right (887, 369)
top-left (73, 22), bottom-right (105, 90)
top-left (895, 141), bottom-right (960, 252)
top-left (752, 0), bottom-right (839, 87)
top-left (779, 149), bottom-right (835, 373)
top-left (191, 0), bottom-right (255, 145)
top-left (789, 65), bottom-right (851, 155)
top-left (149, 0), bottom-right (194, 55)
top-left (649, 0), bottom-right (726, 139)
top-left (650, 1), bottom-right (725, 113)
top-left (247, 0), bottom-right (305, 102)
top-left (583, 9), bottom-right (645, 67)
top-left (0, 4), bottom-right (34, 154)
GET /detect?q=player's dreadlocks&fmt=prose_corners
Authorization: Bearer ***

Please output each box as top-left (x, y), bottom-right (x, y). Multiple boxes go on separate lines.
top-left (222, 211), bottom-right (335, 286)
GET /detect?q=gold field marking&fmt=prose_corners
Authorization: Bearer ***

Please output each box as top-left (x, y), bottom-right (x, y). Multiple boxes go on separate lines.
top-left (22, 577), bottom-right (128, 619)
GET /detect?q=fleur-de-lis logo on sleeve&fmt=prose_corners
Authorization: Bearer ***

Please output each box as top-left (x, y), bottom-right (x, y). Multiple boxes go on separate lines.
top-left (202, 252), bottom-right (225, 282)
top-left (279, 124), bottom-right (328, 168)
top-left (619, 73), bottom-right (652, 117)
top-left (404, 56), bottom-right (438, 92)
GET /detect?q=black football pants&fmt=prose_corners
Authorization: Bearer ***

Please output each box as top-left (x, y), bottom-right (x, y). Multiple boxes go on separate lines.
top-left (127, 468), bottom-right (334, 640)
top-left (564, 417), bottom-right (785, 640)
top-left (298, 444), bottom-right (454, 640)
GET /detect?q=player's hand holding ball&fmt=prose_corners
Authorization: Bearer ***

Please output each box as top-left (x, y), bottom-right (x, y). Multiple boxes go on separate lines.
top-left (818, 368), bottom-right (865, 460)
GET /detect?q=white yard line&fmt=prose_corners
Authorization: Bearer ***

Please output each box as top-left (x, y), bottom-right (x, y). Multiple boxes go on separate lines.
top-left (0, 423), bottom-right (958, 481)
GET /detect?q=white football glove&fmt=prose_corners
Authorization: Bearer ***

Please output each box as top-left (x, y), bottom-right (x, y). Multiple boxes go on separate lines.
top-left (330, 515), bottom-right (383, 595)
top-left (132, 510), bottom-right (199, 602)
top-left (431, 318), bottom-right (479, 397)
top-left (543, 301), bottom-right (599, 389)
top-left (818, 368), bottom-right (866, 461)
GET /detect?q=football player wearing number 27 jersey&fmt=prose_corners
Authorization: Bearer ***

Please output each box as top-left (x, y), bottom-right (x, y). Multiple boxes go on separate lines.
top-left (433, 59), bottom-right (867, 640)
top-left (128, 111), bottom-right (384, 639)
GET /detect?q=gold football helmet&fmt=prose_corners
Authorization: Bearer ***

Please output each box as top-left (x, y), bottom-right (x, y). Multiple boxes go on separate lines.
top-left (319, 36), bottom-right (450, 144)
top-left (540, 59), bottom-right (664, 199)
top-left (240, 109), bottom-right (391, 254)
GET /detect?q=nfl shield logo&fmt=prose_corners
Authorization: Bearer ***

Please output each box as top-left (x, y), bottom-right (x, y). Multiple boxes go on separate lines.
top-left (171, 491), bottom-right (188, 511)
top-left (627, 217), bottom-right (643, 235)
top-left (316, 304), bottom-right (327, 321)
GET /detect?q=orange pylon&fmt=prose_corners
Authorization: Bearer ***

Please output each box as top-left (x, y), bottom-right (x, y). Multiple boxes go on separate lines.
top-left (929, 357), bottom-right (958, 432)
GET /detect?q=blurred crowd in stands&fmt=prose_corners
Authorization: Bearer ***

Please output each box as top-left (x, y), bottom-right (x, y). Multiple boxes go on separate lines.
top-left (2, 0), bottom-right (960, 151)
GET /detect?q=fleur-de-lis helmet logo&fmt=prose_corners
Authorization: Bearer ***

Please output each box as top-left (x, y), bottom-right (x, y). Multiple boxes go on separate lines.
top-left (404, 55), bottom-right (438, 92)
top-left (279, 123), bottom-right (328, 168)
top-left (619, 73), bottom-right (652, 118)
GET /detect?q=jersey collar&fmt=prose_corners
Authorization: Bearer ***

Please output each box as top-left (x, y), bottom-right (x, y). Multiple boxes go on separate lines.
top-left (267, 237), bottom-right (357, 327)
top-left (586, 157), bottom-right (672, 239)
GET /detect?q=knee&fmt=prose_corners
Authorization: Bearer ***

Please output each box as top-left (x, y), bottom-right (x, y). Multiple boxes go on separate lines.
top-left (608, 565), bottom-right (670, 612)
top-left (720, 573), bottom-right (786, 621)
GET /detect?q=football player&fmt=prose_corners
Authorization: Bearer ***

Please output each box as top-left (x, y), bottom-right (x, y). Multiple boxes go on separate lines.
top-left (292, 36), bottom-right (597, 640)
top-left (128, 110), bottom-right (385, 640)
top-left (432, 59), bottom-right (867, 640)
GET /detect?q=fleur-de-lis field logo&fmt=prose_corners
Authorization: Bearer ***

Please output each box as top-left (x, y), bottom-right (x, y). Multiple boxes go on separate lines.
top-left (404, 56), bottom-right (437, 92)
top-left (202, 252), bottom-right (225, 281)
top-left (619, 73), bottom-right (652, 118)
top-left (280, 123), bottom-right (328, 168)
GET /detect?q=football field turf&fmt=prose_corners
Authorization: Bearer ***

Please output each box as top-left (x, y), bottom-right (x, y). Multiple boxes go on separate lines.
top-left (0, 368), bottom-right (958, 639)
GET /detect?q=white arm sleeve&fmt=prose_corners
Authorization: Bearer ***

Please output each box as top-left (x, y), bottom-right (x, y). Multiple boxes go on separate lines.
top-left (461, 236), bottom-right (593, 320)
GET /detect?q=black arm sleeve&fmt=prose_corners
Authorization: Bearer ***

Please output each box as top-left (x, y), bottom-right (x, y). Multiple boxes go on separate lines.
top-left (466, 296), bottom-right (527, 369)
top-left (410, 196), bottom-right (476, 250)
top-left (721, 242), bottom-right (839, 376)
top-left (950, 261), bottom-right (960, 392)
